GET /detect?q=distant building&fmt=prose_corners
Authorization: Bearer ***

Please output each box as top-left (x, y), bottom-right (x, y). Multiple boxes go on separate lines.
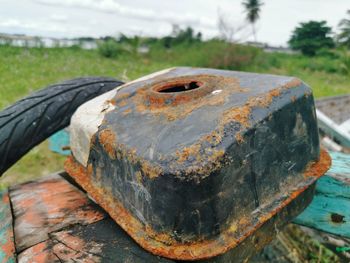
top-left (245, 41), bottom-right (298, 54)
top-left (137, 45), bottom-right (150, 54)
top-left (0, 33), bottom-right (98, 50)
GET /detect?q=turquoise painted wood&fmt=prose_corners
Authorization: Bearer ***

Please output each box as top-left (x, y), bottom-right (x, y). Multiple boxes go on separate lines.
top-left (49, 129), bottom-right (70, 156)
top-left (0, 191), bottom-right (15, 263)
top-left (294, 151), bottom-right (350, 238)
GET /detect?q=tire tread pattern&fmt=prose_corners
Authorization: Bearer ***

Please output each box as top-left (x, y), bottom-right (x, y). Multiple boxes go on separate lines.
top-left (0, 77), bottom-right (124, 175)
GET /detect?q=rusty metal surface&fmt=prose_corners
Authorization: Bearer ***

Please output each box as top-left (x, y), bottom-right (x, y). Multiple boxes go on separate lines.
top-left (9, 172), bottom-right (106, 252)
top-left (65, 150), bottom-right (330, 261)
top-left (65, 67), bottom-right (331, 260)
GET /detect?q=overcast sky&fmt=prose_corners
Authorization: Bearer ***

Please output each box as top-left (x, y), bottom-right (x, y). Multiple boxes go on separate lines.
top-left (0, 0), bottom-right (348, 46)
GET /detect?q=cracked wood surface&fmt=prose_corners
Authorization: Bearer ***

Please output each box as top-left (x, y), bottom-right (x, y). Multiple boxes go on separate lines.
top-left (19, 219), bottom-right (174, 263)
top-left (9, 172), bottom-right (106, 253)
top-left (294, 151), bottom-right (350, 238)
top-left (9, 172), bottom-right (173, 263)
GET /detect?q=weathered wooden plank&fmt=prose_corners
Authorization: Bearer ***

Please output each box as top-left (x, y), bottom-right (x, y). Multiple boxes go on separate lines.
top-left (18, 219), bottom-right (174, 263)
top-left (9, 172), bottom-right (106, 252)
top-left (0, 191), bottom-right (15, 263)
top-left (53, 219), bottom-right (174, 263)
top-left (18, 241), bottom-right (60, 263)
top-left (315, 94), bottom-right (350, 124)
top-left (294, 151), bottom-right (350, 238)
top-left (316, 109), bottom-right (350, 148)
top-left (327, 151), bottom-right (350, 180)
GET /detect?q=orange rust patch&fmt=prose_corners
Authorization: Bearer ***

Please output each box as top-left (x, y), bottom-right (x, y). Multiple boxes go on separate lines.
top-left (173, 142), bottom-right (225, 181)
top-left (204, 130), bottom-right (222, 146)
top-left (282, 78), bottom-right (302, 89)
top-left (176, 144), bottom-right (201, 163)
top-left (117, 100), bottom-right (128, 108)
top-left (106, 99), bottom-right (116, 106)
top-left (64, 148), bottom-right (330, 261)
top-left (304, 149), bottom-right (332, 177)
top-left (235, 132), bottom-right (244, 144)
top-left (218, 78), bottom-right (299, 131)
top-left (98, 129), bottom-right (117, 159)
top-left (115, 75), bottom-right (247, 122)
top-left (222, 105), bottom-right (252, 129)
top-left (97, 127), bottom-right (164, 179)
top-left (140, 160), bottom-right (163, 179)
top-left (122, 108), bottom-right (132, 116)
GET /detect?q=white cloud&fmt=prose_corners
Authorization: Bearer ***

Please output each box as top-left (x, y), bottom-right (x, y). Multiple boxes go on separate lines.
top-left (3, 0), bottom-right (349, 45)
top-left (50, 14), bottom-right (68, 22)
top-left (0, 17), bottom-right (88, 37)
top-left (34, 0), bottom-right (216, 29)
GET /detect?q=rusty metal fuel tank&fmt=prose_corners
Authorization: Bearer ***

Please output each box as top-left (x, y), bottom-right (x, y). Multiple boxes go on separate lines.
top-left (65, 67), bottom-right (331, 261)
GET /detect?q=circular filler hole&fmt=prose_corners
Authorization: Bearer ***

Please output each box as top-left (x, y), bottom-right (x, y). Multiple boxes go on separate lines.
top-left (157, 81), bottom-right (202, 93)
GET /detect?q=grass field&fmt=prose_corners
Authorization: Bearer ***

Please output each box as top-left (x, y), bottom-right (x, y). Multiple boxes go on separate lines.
top-left (0, 42), bottom-right (348, 262)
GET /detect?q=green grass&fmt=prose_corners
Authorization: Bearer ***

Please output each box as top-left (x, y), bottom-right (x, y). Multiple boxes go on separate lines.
top-left (0, 42), bottom-right (349, 189)
top-left (248, 52), bottom-right (350, 97)
top-left (1, 43), bottom-right (349, 109)
top-left (0, 45), bottom-right (171, 109)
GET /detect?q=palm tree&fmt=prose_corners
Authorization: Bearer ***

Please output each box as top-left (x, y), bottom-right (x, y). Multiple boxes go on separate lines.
top-left (242, 0), bottom-right (264, 42)
top-left (338, 10), bottom-right (350, 48)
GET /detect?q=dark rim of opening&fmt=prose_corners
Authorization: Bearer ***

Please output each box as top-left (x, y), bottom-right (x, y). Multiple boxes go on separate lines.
top-left (155, 81), bottom-right (203, 93)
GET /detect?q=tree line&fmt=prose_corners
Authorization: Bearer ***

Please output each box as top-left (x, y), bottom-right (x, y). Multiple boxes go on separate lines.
top-left (98, 0), bottom-right (350, 58)
top-left (241, 0), bottom-right (350, 56)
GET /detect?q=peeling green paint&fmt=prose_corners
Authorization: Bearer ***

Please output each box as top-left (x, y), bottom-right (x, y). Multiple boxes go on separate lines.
top-left (0, 191), bottom-right (15, 263)
top-left (294, 151), bottom-right (350, 238)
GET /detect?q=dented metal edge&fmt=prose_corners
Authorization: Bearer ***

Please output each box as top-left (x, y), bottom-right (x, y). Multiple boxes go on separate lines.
top-left (70, 68), bottom-right (177, 167)
top-left (64, 149), bottom-right (331, 261)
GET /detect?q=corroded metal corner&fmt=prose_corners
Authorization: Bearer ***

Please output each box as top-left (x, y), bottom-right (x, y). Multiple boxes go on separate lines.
top-left (66, 67), bottom-right (331, 260)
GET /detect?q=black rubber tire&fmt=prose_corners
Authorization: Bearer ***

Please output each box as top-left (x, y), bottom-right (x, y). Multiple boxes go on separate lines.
top-left (0, 77), bottom-right (124, 175)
